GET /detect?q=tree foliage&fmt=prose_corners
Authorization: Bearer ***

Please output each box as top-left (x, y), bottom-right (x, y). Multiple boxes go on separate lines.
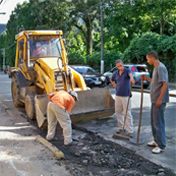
top-left (104, 0), bottom-right (176, 52)
top-left (123, 32), bottom-right (176, 81)
top-left (0, 0), bottom-right (175, 81)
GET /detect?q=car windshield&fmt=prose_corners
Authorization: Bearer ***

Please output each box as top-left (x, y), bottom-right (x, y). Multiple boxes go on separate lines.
top-left (136, 66), bottom-right (147, 72)
top-left (29, 36), bottom-right (62, 58)
top-left (73, 66), bottom-right (97, 74)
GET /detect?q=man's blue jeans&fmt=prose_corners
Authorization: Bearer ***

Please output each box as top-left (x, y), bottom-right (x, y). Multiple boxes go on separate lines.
top-left (151, 103), bottom-right (166, 149)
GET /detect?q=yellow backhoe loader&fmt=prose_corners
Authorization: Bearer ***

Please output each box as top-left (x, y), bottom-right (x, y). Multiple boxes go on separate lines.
top-left (11, 30), bottom-right (115, 128)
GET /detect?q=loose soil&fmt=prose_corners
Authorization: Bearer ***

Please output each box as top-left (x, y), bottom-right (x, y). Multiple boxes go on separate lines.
top-left (32, 120), bottom-right (175, 176)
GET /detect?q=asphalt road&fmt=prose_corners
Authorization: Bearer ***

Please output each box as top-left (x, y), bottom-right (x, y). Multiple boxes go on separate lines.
top-left (0, 74), bottom-right (71, 176)
top-left (0, 73), bottom-right (176, 174)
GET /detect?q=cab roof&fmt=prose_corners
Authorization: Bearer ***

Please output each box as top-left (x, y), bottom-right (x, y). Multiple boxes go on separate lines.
top-left (15, 30), bottom-right (63, 40)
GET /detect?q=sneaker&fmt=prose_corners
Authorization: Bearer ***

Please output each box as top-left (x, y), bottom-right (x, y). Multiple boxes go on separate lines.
top-left (65, 141), bottom-right (78, 146)
top-left (116, 129), bottom-right (123, 134)
top-left (147, 141), bottom-right (158, 147)
top-left (152, 147), bottom-right (164, 154)
top-left (128, 133), bottom-right (133, 138)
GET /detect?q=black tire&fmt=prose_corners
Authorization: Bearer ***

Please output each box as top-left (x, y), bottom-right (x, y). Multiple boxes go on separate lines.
top-left (105, 76), bottom-right (110, 85)
top-left (11, 76), bottom-right (24, 107)
top-left (25, 94), bottom-right (36, 120)
top-left (143, 84), bottom-right (149, 89)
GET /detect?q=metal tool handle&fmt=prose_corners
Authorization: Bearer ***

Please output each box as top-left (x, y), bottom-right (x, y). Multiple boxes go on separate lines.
top-left (122, 84), bottom-right (132, 135)
top-left (137, 79), bottom-right (144, 145)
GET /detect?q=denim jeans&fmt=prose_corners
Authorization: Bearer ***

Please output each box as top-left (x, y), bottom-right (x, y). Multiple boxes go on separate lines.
top-left (151, 103), bottom-right (166, 149)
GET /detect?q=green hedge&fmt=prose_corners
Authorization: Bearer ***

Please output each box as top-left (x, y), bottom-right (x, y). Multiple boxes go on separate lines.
top-left (68, 50), bottom-right (122, 72)
top-left (123, 32), bottom-right (176, 81)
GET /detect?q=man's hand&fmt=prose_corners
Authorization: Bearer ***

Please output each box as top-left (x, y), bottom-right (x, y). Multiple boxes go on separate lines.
top-left (141, 75), bottom-right (147, 80)
top-left (48, 93), bottom-right (54, 102)
top-left (110, 79), bottom-right (116, 88)
top-left (129, 73), bottom-right (135, 85)
top-left (156, 99), bottom-right (162, 108)
top-left (130, 78), bottom-right (135, 85)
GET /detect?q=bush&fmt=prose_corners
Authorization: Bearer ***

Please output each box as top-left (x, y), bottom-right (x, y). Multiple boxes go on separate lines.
top-left (123, 32), bottom-right (176, 81)
top-left (67, 50), bottom-right (122, 72)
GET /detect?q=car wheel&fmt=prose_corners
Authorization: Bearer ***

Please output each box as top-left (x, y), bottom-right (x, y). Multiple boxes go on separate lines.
top-left (143, 84), bottom-right (149, 89)
top-left (105, 76), bottom-right (110, 85)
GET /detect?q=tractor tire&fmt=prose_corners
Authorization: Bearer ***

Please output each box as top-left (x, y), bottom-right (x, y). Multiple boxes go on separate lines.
top-left (25, 94), bottom-right (36, 120)
top-left (11, 76), bottom-right (24, 107)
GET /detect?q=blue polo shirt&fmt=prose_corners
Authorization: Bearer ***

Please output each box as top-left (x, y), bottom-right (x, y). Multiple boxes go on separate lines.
top-left (111, 68), bottom-right (132, 96)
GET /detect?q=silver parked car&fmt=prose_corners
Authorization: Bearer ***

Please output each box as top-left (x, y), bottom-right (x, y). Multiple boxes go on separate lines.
top-left (104, 64), bottom-right (150, 88)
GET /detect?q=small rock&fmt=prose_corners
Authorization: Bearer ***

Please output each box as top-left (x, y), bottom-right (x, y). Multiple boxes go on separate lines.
top-left (157, 172), bottom-right (166, 176)
top-left (82, 160), bottom-right (88, 165)
top-left (88, 171), bottom-right (93, 176)
top-left (74, 152), bottom-right (80, 157)
top-left (158, 168), bottom-right (165, 172)
top-left (135, 173), bottom-right (142, 176)
top-left (104, 148), bottom-right (109, 153)
top-left (99, 170), bottom-right (110, 176)
top-left (136, 163), bottom-right (141, 167)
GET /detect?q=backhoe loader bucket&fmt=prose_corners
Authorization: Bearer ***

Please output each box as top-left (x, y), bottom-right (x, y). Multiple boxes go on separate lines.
top-left (35, 88), bottom-right (115, 128)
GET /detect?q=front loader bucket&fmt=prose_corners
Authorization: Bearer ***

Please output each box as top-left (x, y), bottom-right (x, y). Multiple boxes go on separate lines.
top-left (35, 87), bottom-right (115, 128)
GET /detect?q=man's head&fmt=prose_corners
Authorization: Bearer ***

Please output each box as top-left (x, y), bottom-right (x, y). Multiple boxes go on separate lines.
top-left (70, 91), bottom-right (79, 101)
top-left (36, 42), bottom-right (41, 48)
top-left (115, 59), bottom-right (124, 71)
top-left (146, 51), bottom-right (158, 65)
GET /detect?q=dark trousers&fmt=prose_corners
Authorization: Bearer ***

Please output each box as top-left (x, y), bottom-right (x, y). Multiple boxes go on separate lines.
top-left (151, 103), bottom-right (166, 149)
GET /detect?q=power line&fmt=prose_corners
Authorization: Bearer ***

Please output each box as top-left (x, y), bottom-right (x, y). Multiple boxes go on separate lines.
top-left (0, 0), bottom-right (3, 5)
top-left (0, 42), bottom-right (15, 51)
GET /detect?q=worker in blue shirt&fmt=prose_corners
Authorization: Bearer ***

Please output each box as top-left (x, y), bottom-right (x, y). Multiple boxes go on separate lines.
top-left (110, 59), bottom-right (135, 138)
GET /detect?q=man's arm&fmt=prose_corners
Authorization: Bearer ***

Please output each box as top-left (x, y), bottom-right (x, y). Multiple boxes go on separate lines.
top-left (141, 75), bottom-right (152, 82)
top-left (129, 73), bottom-right (135, 85)
top-left (110, 79), bottom-right (116, 88)
top-left (156, 81), bottom-right (168, 108)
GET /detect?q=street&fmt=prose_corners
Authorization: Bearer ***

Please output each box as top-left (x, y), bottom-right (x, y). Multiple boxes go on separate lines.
top-left (0, 73), bottom-right (176, 176)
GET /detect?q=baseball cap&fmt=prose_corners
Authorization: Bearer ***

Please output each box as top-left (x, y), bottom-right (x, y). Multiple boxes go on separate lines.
top-left (70, 91), bottom-right (79, 101)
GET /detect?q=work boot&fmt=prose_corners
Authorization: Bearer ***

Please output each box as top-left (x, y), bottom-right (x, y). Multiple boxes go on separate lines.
top-left (128, 133), bottom-right (133, 138)
top-left (116, 129), bottom-right (123, 134)
top-left (46, 136), bottom-right (58, 141)
top-left (65, 141), bottom-right (78, 146)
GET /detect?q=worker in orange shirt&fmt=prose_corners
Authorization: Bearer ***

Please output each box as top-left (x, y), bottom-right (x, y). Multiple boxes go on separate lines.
top-left (46, 91), bottom-right (78, 146)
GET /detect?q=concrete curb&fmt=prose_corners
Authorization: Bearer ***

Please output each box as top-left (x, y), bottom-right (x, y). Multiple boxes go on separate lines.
top-left (36, 136), bottom-right (64, 158)
top-left (132, 88), bottom-right (176, 97)
top-left (108, 85), bottom-right (176, 97)
top-left (169, 84), bottom-right (176, 88)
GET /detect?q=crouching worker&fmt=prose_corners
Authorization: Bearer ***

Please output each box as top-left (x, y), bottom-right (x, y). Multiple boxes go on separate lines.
top-left (46, 90), bottom-right (78, 146)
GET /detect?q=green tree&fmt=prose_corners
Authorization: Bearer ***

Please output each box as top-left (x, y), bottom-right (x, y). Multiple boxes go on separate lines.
top-left (67, 0), bottom-right (101, 55)
top-left (104, 0), bottom-right (176, 52)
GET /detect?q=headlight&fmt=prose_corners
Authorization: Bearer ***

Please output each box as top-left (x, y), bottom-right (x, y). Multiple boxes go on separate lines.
top-left (101, 76), bottom-right (106, 81)
top-left (84, 77), bottom-right (92, 81)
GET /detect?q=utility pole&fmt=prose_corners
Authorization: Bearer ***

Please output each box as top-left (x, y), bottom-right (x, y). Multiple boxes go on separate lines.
top-left (2, 48), bottom-right (5, 69)
top-left (100, 0), bottom-right (104, 74)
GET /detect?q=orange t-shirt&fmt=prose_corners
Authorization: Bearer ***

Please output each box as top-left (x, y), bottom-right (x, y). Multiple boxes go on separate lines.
top-left (50, 91), bottom-right (75, 114)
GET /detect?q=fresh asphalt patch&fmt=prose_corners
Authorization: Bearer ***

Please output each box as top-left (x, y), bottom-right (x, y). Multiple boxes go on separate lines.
top-left (30, 117), bottom-right (175, 176)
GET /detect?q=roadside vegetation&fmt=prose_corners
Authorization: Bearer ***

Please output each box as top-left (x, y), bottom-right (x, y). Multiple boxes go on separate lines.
top-left (0, 0), bottom-right (175, 81)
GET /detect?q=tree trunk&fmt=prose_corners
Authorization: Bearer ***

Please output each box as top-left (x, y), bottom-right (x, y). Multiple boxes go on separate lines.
top-left (160, 18), bottom-right (165, 35)
top-left (85, 17), bottom-right (93, 55)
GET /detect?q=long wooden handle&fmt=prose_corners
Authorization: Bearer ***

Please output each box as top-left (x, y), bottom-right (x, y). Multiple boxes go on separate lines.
top-left (122, 84), bottom-right (132, 135)
top-left (137, 79), bottom-right (143, 145)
